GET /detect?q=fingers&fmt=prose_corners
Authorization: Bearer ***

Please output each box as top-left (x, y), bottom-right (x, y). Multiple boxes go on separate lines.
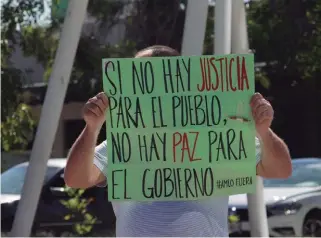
top-left (250, 92), bottom-right (262, 104)
top-left (250, 93), bottom-right (265, 107)
top-left (96, 92), bottom-right (108, 107)
top-left (254, 107), bottom-right (273, 124)
top-left (253, 103), bottom-right (270, 120)
top-left (84, 92), bottom-right (108, 117)
top-left (250, 93), bottom-right (274, 123)
top-left (85, 102), bottom-right (101, 117)
top-left (93, 97), bottom-right (105, 114)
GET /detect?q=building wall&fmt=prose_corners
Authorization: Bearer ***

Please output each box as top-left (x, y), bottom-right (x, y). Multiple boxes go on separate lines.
top-left (9, 37), bottom-right (46, 84)
top-left (10, 12), bottom-right (127, 86)
top-left (6, 3), bottom-right (130, 164)
top-left (2, 103), bottom-right (85, 171)
top-left (31, 102), bottom-right (84, 157)
top-left (8, 14), bottom-right (127, 159)
top-left (1, 151), bottom-right (31, 172)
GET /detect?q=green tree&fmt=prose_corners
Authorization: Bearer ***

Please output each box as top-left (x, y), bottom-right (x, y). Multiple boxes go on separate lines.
top-left (247, 0), bottom-right (321, 157)
top-left (1, 0), bottom-right (136, 151)
top-left (126, 0), bottom-right (186, 51)
top-left (2, 0), bottom-right (128, 236)
top-left (126, 0), bottom-right (321, 156)
top-left (1, 0), bottom-right (46, 151)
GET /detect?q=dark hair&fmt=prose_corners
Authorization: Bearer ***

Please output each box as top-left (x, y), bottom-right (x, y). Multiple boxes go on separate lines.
top-left (135, 45), bottom-right (180, 57)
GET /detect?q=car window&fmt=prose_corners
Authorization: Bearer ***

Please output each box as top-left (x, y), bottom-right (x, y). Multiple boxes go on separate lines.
top-left (264, 161), bottom-right (321, 188)
top-left (1, 164), bottom-right (62, 195)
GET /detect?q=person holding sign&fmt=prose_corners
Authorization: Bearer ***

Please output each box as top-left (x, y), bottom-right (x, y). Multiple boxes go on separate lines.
top-left (65, 45), bottom-right (292, 237)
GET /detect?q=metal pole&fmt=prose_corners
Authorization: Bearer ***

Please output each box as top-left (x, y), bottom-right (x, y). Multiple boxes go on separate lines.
top-left (230, 0), bottom-right (269, 236)
top-left (214, 0), bottom-right (232, 54)
top-left (10, 0), bottom-right (89, 236)
top-left (231, 0), bottom-right (249, 54)
top-left (181, 0), bottom-right (209, 55)
top-left (247, 178), bottom-right (269, 236)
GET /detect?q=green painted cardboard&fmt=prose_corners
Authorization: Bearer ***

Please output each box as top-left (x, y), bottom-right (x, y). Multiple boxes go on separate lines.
top-left (102, 54), bottom-right (256, 201)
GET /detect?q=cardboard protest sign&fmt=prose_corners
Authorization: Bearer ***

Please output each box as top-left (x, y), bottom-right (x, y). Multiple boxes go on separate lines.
top-left (102, 54), bottom-right (256, 201)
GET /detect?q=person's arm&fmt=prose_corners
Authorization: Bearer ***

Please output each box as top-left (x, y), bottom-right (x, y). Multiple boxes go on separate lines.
top-left (256, 129), bottom-right (291, 178)
top-left (251, 93), bottom-right (292, 179)
top-left (64, 126), bottom-right (105, 188)
top-left (64, 92), bottom-right (109, 188)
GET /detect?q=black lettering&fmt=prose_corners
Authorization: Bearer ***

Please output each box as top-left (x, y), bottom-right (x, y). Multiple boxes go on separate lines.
top-left (239, 131), bottom-right (247, 159)
top-left (138, 133), bottom-right (167, 162)
top-left (123, 169), bottom-right (131, 199)
top-left (144, 61), bottom-right (155, 93)
top-left (204, 168), bottom-right (214, 196)
top-left (154, 169), bottom-right (163, 198)
top-left (181, 58), bottom-right (191, 91)
top-left (151, 97), bottom-right (167, 128)
top-left (108, 96), bottom-right (145, 128)
top-left (138, 135), bottom-right (148, 162)
top-left (172, 96), bottom-right (180, 127)
top-left (211, 95), bottom-right (221, 125)
top-left (142, 169), bottom-right (153, 198)
top-left (164, 168), bottom-right (174, 197)
top-left (176, 168), bottom-right (183, 198)
top-left (209, 130), bottom-right (248, 161)
top-left (111, 169), bottom-right (122, 199)
top-left (193, 168), bottom-right (205, 196)
top-left (105, 61), bottom-right (118, 95)
top-left (208, 131), bottom-right (217, 163)
top-left (108, 96), bottom-right (118, 128)
top-left (111, 132), bottom-right (131, 163)
top-left (162, 59), bottom-right (174, 93)
top-left (227, 129), bottom-right (238, 160)
top-left (132, 62), bottom-right (145, 94)
top-left (162, 59), bottom-right (191, 94)
top-left (184, 169), bottom-right (194, 198)
top-left (194, 95), bottom-right (205, 125)
top-left (171, 95), bottom-right (222, 128)
top-left (216, 133), bottom-right (226, 161)
top-left (140, 167), bottom-right (215, 199)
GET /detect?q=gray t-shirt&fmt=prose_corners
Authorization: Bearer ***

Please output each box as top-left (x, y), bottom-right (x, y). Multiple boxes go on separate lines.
top-left (94, 138), bottom-right (262, 237)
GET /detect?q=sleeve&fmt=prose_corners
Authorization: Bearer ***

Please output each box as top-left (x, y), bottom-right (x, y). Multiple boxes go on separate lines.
top-left (255, 137), bottom-right (262, 166)
top-left (93, 140), bottom-right (108, 187)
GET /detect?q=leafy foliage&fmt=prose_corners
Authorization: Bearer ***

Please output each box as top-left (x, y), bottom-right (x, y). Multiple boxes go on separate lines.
top-left (1, 0), bottom-right (136, 151)
top-left (126, 0), bottom-right (185, 51)
top-left (1, 0), bottom-right (46, 151)
top-left (1, 66), bottom-right (36, 151)
top-left (247, 0), bottom-right (321, 156)
top-left (1, 0), bottom-right (45, 42)
top-left (60, 187), bottom-right (97, 235)
top-left (1, 103), bottom-right (35, 151)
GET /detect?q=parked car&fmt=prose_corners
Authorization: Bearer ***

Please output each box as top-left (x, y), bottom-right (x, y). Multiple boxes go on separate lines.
top-left (228, 157), bottom-right (321, 237)
top-left (1, 159), bottom-right (115, 236)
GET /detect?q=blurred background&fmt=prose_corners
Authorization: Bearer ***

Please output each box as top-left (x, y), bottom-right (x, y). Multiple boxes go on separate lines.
top-left (1, 0), bottom-right (321, 237)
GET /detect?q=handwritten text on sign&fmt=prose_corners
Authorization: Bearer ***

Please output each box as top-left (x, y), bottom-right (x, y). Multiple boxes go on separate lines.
top-left (102, 54), bottom-right (256, 201)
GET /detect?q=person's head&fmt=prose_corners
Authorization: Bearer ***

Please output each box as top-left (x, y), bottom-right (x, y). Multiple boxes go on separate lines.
top-left (135, 45), bottom-right (180, 58)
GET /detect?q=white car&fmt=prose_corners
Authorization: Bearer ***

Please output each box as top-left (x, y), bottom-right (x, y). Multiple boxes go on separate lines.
top-left (228, 158), bottom-right (321, 237)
